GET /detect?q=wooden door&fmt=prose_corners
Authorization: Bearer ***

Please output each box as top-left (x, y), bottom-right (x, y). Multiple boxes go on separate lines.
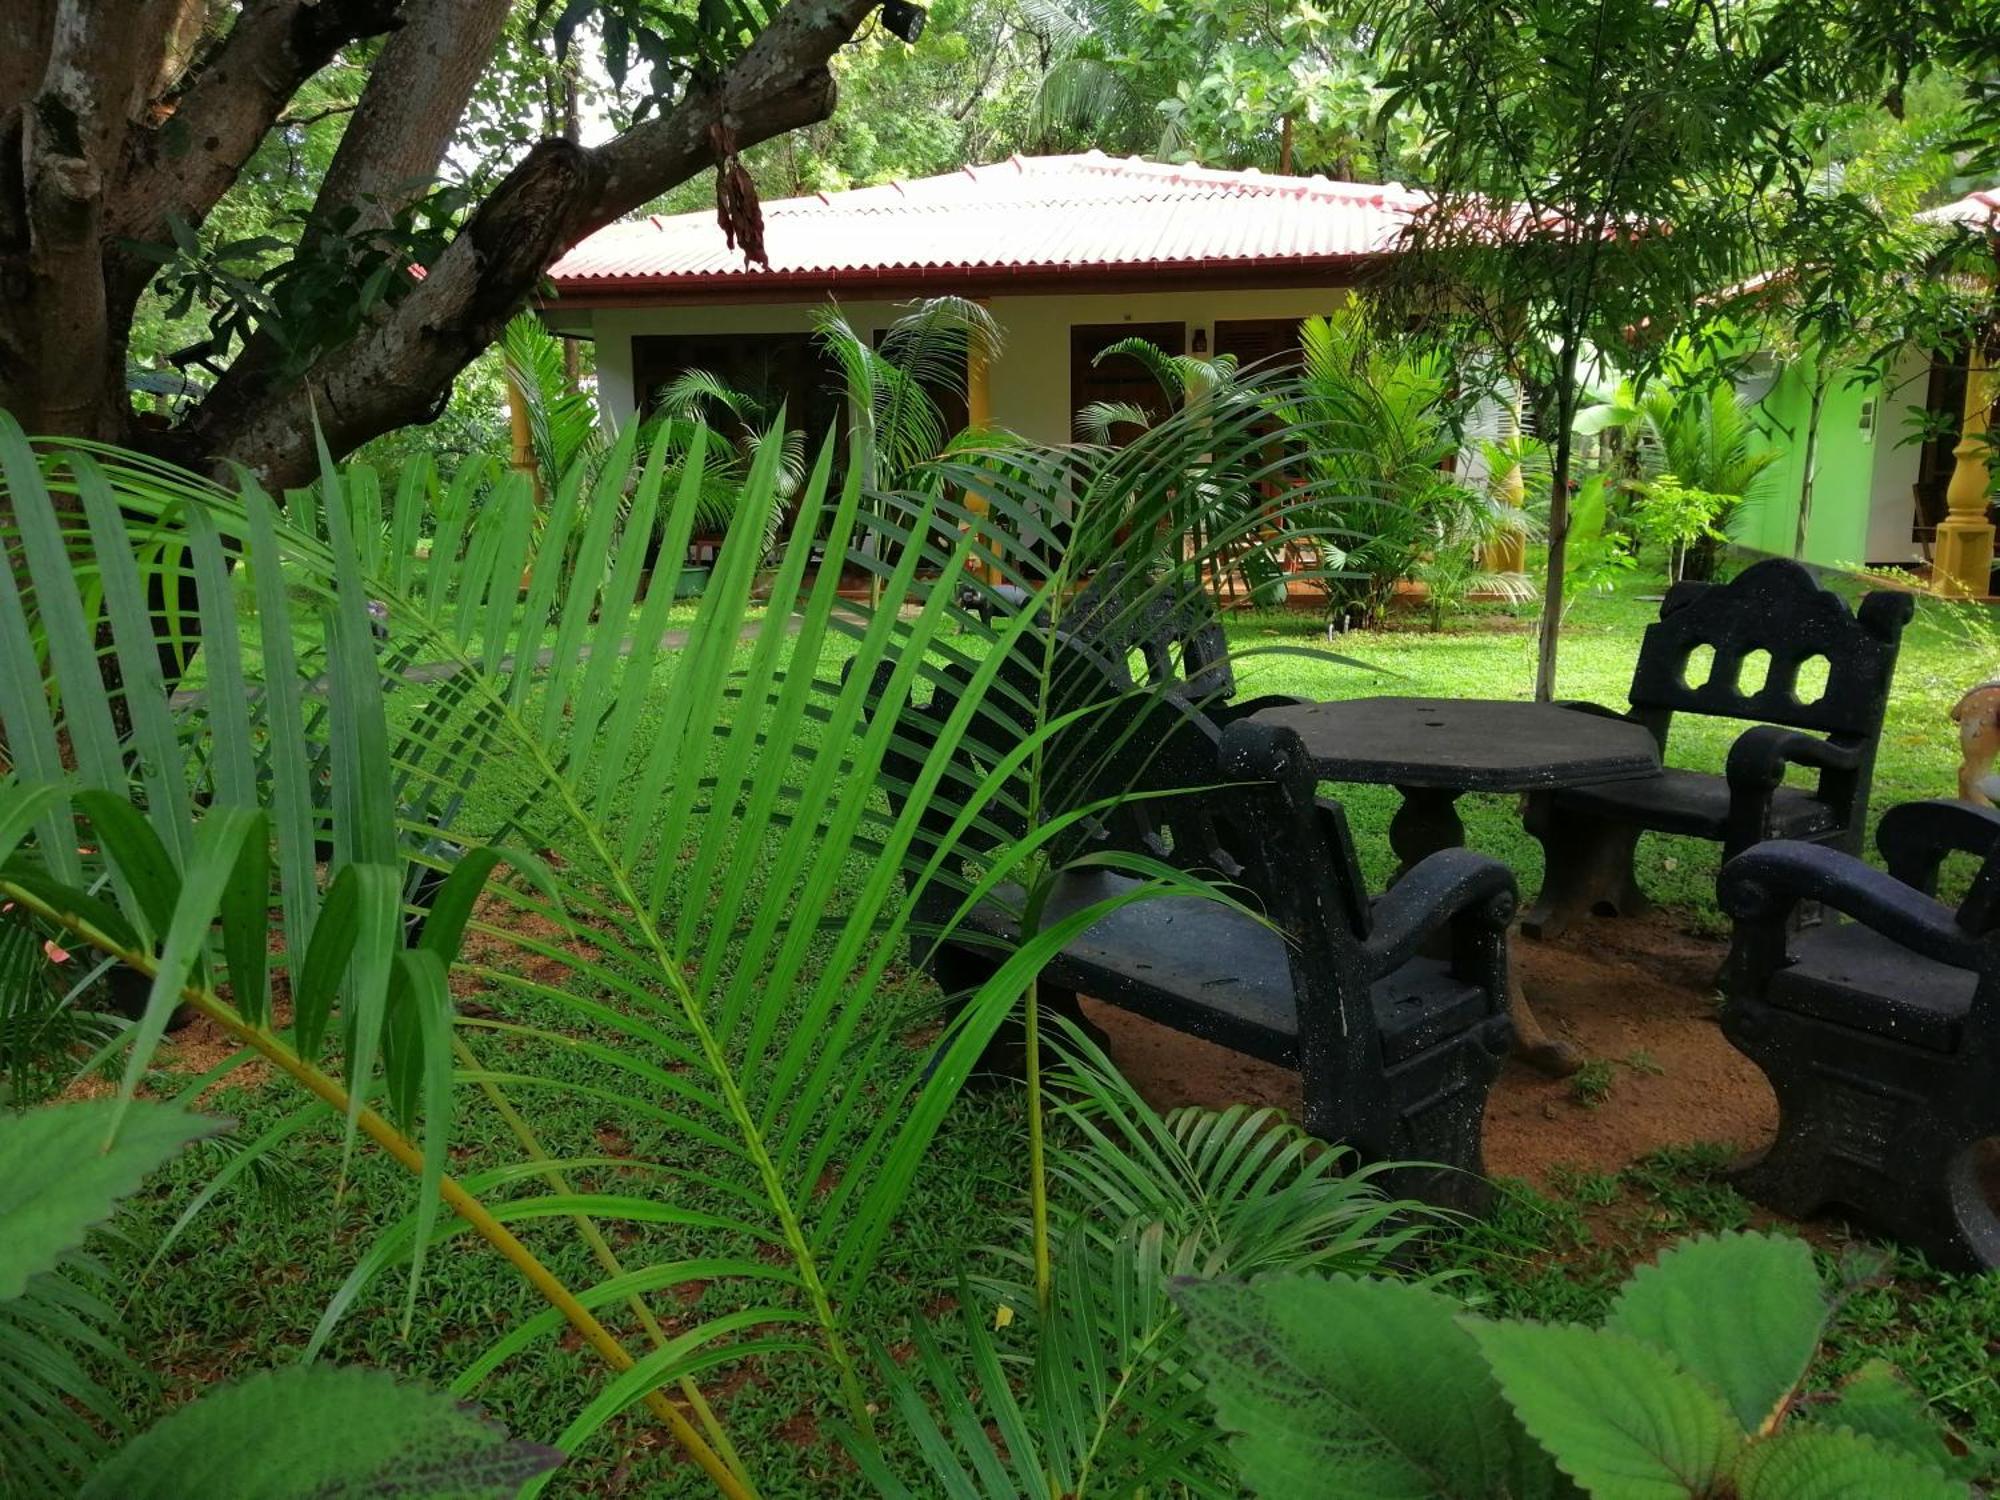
top-left (1070, 322), bottom-right (1185, 442)
top-left (1213, 317), bottom-right (1307, 374)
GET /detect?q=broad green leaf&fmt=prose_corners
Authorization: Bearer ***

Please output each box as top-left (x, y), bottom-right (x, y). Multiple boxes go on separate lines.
top-left (413, 847), bottom-right (561, 966)
top-left (1815, 1361), bottom-right (1971, 1476)
top-left (220, 811), bottom-right (273, 1025)
top-left (0, 1099), bottom-right (222, 1299)
top-left (1733, 1426), bottom-right (1968, 1500)
top-left (78, 1365), bottom-right (560, 1499)
top-left (187, 502), bottom-right (257, 808)
top-left (1469, 1320), bottom-right (1741, 1500)
top-left (398, 947), bottom-right (452, 1334)
top-left (70, 454), bottom-right (191, 865)
top-left (243, 479), bottom-right (320, 961)
top-left (295, 863), bottom-right (361, 1060)
top-left (1605, 1232), bottom-right (1828, 1433)
top-left (1173, 1272), bottom-right (1539, 1499)
top-left (336, 863), bottom-right (403, 1170)
top-left (0, 781), bottom-right (68, 871)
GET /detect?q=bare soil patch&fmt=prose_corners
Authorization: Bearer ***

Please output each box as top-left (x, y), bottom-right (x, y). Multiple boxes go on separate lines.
top-left (1076, 910), bottom-right (1779, 1188)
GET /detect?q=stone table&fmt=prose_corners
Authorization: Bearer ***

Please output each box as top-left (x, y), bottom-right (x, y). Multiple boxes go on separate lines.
top-left (1252, 696), bottom-right (1663, 1074)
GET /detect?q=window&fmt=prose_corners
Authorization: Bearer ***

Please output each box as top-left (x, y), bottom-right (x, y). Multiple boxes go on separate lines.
top-left (631, 332), bottom-right (845, 440)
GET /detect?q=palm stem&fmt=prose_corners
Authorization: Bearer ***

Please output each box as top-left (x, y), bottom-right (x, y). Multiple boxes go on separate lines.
top-left (452, 1033), bottom-right (755, 1490)
top-left (1024, 973), bottom-right (1051, 1312)
top-left (0, 878), bottom-right (755, 1500)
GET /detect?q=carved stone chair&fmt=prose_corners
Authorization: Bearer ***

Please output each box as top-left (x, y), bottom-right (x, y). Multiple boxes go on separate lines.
top-left (1717, 799), bottom-right (2000, 1271)
top-left (869, 632), bottom-right (1518, 1212)
top-left (1521, 559), bottom-right (1915, 938)
top-left (1063, 563), bottom-right (1303, 723)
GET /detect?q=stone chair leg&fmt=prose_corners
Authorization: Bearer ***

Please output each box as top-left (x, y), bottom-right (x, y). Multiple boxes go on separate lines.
top-left (1322, 1038), bottom-right (1502, 1217)
top-left (1519, 795), bottom-right (1649, 940)
top-left (1383, 1088), bottom-right (1497, 1218)
top-left (1729, 1070), bottom-right (2000, 1275)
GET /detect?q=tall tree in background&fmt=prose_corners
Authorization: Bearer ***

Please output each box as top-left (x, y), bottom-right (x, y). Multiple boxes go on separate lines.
top-left (0, 0), bottom-right (884, 486)
top-left (1031, 0), bottom-right (1416, 176)
top-left (1366, 0), bottom-right (1974, 699)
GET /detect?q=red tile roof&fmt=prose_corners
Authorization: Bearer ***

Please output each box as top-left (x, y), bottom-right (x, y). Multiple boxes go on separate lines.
top-left (549, 152), bottom-right (1429, 302)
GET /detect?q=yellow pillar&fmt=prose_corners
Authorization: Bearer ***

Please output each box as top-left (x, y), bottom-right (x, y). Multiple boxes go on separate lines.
top-left (1481, 386), bottom-right (1528, 574)
top-left (505, 370), bottom-right (544, 507)
top-left (1934, 345), bottom-right (1994, 598)
top-left (1483, 450), bottom-right (1528, 573)
top-left (965, 333), bottom-right (994, 583)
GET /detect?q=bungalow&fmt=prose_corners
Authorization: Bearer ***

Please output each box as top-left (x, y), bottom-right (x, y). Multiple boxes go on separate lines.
top-left (1741, 188), bottom-right (1997, 590)
top-left (541, 152), bottom-right (1430, 445)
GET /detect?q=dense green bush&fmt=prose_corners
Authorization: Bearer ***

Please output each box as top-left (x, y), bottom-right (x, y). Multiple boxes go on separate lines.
top-left (1177, 1231), bottom-right (1986, 1499)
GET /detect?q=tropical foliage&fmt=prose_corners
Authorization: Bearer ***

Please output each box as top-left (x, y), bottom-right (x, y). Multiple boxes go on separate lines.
top-left (1178, 1231), bottom-right (1989, 1499)
top-left (1577, 373), bottom-right (1781, 581)
top-left (0, 1097), bottom-right (555, 1496)
top-left (1273, 307), bottom-right (1528, 626)
top-left (847, 1025), bottom-right (1437, 1496)
top-left (0, 372), bottom-right (1369, 1494)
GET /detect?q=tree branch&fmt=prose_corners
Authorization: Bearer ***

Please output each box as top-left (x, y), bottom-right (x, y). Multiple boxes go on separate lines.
top-left (187, 0), bottom-right (876, 483)
top-left (278, 100), bottom-right (360, 128)
top-left (306, 0), bottom-right (513, 240)
top-left (103, 0), bottom-right (410, 326)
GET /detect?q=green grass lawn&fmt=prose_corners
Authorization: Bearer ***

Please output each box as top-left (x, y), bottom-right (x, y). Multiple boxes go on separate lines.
top-left (102, 562), bottom-right (2000, 1495)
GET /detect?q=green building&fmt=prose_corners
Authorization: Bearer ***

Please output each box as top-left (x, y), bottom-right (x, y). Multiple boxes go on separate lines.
top-left (1741, 342), bottom-right (1967, 568)
top-left (1736, 188), bottom-right (1997, 577)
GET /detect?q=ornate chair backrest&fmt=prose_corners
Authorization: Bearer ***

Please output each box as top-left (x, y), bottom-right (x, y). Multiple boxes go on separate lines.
top-left (1877, 799), bottom-right (2000, 940)
top-left (871, 633), bottom-right (1372, 954)
top-left (1626, 559), bottom-right (1913, 744)
top-left (1065, 564), bottom-right (1237, 705)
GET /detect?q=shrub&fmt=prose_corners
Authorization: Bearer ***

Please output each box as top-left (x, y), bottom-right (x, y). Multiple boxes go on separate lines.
top-left (1176, 1231), bottom-right (1986, 1498)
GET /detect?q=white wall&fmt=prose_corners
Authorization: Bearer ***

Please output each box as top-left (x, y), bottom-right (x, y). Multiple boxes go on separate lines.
top-left (565, 285), bottom-right (1359, 442)
top-left (983, 287), bottom-right (1354, 442)
top-left (1860, 345), bottom-right (1933, 565)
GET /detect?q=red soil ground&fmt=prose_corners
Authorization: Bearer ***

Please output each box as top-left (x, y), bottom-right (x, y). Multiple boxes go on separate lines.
top-left (1079, 910), bottom-right (1782, 1187)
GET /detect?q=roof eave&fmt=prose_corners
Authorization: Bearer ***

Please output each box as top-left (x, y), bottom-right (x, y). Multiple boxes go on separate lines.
top-left (543, 252), bottom-right (1393, 308)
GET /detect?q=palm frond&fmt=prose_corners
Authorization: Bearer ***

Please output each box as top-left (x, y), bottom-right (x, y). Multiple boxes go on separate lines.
top-left (844, 1024), bottom-right (1442, 1494)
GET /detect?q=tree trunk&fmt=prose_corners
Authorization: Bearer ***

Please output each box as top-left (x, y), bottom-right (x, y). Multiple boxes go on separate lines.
top-left (1533, 344), bottom-right (1581, 703)
top-left (3, 0), bottom-right (873, 485)
top-left (1792, 378), bottom-right (1826, 560)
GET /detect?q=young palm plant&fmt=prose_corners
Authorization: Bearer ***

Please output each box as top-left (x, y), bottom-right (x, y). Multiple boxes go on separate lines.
top-left (821, 377), bottom-right (1413, 1492)
top-left (3, 365), bottom-right (1370, 1494)
top-left (845, 1026), bottom-right (1441, 1497)
top-left (0, 408), bottom-right (1147, 1495)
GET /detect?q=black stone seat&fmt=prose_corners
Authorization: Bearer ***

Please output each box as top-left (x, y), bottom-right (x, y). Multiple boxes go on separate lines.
top-left (869, 631), bottom-right (1518, 1213)
top-left (952, 872), bottom-right (1497, 1072)
top-left (1557, 767), bottom-right (1836, 843)
top-left (1763, 921), bottom-right (1976, 1054)
top-left (1522, 558), bottom-right (1914, 938)
top-left (1718, 798), bottom-right (2000, 1271)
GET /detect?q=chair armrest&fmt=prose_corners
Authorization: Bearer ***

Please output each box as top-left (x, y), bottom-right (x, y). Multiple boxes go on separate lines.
top-left (1719, 840), bottom-right (1986, 974)
top-left (1724, 724), bottom-right (1862, 792)
top-left (1877, 799), bottom-right (2000, 893)
top-left (1721, 726), bottom-right (1863, 856)
top-left (1362, 847), bottom-right (1518, 979)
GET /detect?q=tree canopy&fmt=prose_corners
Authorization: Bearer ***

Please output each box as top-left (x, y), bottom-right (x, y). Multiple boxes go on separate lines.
top-left (1, 0), bottom-right (889, 485)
